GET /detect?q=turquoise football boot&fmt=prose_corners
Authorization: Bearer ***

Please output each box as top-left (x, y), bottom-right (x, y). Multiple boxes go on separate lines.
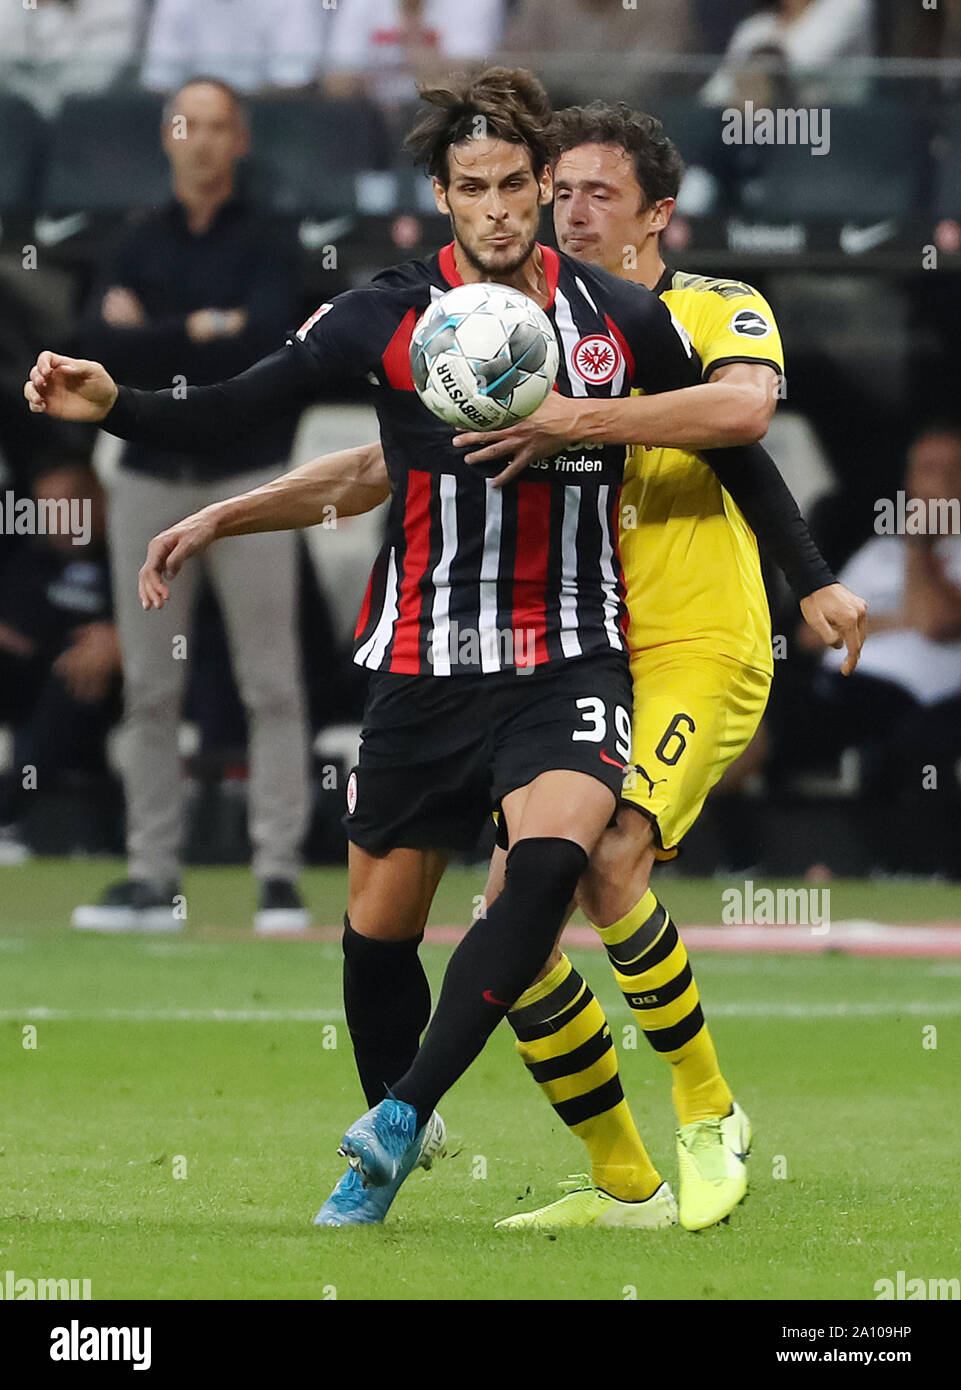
top-left (338, 1096), bottom-right (423, 1189)
top-left (313, 1109), bottom-right (447, 1226)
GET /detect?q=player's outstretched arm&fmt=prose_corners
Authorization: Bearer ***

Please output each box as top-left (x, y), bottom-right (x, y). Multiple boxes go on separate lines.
top-left (28, 342), bottom-right (322, 452)
top-left (139, 443), bottom-right (390, 610)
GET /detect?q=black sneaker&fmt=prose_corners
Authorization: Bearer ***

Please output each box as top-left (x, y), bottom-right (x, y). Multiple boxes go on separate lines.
top-left (72, 879), bottom-right (184, 933)
top-left (254, 878), bottom-right (311, 935)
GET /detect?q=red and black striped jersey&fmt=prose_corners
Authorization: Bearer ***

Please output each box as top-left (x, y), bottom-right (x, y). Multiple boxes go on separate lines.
top-left (102, 240), bottom-right (703, 675)
top-left (293, 243), bottom-right (702, 676)
top-left (104, 244), bottom-right (836, 636)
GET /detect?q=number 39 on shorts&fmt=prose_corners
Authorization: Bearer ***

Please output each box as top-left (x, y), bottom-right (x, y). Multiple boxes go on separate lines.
top-left (571, 696), bottom-right (632, 763)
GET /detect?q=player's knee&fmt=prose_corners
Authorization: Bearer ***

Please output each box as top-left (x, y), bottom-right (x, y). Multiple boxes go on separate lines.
top-left (344, 909), bottom-right (425, 943)
top-left (342, 913), bottom-right (423, 958)
top-left (347, 875), bottom-right (430, 942)
top-left (578, 813), bottom-right (654, 925)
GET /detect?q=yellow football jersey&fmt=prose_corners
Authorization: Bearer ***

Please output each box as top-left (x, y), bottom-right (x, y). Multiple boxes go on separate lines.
top-left (620, 270), bottom-right (784, 676)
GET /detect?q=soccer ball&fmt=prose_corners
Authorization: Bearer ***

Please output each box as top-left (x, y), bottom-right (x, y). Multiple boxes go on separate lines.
top-left (410, 282), bottom-right (559, 431)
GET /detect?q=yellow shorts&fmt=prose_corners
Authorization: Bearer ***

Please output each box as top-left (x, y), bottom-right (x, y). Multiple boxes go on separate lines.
top-left (622, 644), bottom-right (772, 859)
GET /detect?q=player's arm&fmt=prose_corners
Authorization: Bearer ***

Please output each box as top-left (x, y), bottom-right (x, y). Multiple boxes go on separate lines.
top-left (455, 296), bottom-right (775, 479)
top-left (24, 344), bottom-right (320, 449)
top-left (138, 442), bottom-right (389, 611)
top-left (627, 290), bottom-right (868, 669)
top-left (454, 370), bottom-right (773, 474)
top-left (566, 358), bottom-right (775, 448)
top-left (699, 442), bottom-right (867, 673)
top-left (563, 297), bottom-right (781, 449)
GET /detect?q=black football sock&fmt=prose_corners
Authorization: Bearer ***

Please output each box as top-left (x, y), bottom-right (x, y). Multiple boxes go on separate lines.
top-left (342, 915), bottom-right (431, 1109)
top-left (391, 838), bottom-right (588, 1128)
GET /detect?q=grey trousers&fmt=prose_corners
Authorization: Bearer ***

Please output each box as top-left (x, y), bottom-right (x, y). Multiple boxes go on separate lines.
top-left (108, 464), bottom-right (309, 884)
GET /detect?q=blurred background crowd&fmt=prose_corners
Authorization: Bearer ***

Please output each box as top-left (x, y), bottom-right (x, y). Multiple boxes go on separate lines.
top-left (1, 0), bottom-right (960, 882)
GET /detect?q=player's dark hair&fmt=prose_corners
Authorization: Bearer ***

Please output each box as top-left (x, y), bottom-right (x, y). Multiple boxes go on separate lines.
top-left (553, 101), bottom-right (684, 208)
top-left (405, 66), bottom-right (555, 185)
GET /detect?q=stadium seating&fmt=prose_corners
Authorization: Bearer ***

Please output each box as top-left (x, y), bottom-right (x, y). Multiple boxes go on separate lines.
top-left (10, 87), bottom-right (946, 227)
top-left (649, 99), bottom-right (733, 174)
top-left (245, 97), bottom-right (392, 217)
top-left (35, 91), bottom-right (395, 221)
top-left (0, 94), bottom-right (46, 213)
top-left (646, 99), bottom-right (737, 214)
top-left (42, 92), bottom-right (168, 214)
top-left (653, 99), bottom-right (931, 222)
top-left (736, 102), bottom-right (929, 222)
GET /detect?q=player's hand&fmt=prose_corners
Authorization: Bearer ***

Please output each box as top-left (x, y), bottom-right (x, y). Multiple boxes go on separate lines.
top-left (800, 582), bottom-right (867, 675)
top-left (452, 393), bottom-right (582, 488)
top-left (23, 351), bottom-right (118, 422)
top-left (139, 513), bottom-right (218, 610)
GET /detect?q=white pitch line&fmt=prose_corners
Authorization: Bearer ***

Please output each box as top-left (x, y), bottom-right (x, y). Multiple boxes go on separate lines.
top-left (0, 1001), bottom-right (958, 1024)
top-left (705, 1000), bottom-right (961, 1019)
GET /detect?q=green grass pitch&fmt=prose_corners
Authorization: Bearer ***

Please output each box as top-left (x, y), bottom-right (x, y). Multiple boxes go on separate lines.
top-left (1, 861), bottom-right (958, 1301)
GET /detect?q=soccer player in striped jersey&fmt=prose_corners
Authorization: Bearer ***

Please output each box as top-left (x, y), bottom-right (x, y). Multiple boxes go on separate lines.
top-left (26, 70), bottom-right (858, 1231)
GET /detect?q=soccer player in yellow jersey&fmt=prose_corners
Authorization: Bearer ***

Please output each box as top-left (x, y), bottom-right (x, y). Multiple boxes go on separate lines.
top-left (455, 102), bottom-right (865, 1232)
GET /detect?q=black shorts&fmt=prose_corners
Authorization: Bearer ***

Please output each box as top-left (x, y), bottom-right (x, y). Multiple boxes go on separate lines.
top-left (343, 651), bottom-right (633, 854)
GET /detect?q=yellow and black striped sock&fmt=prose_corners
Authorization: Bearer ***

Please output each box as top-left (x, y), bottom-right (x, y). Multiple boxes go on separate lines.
top-left (592, 890), bottom-right (733, 1127)
top-left (508, 954), bottom-right (662, 1202)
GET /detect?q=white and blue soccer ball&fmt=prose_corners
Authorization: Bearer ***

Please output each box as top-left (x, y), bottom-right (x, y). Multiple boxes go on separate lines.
top-left (410, 282), bottom-right (560, 431)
